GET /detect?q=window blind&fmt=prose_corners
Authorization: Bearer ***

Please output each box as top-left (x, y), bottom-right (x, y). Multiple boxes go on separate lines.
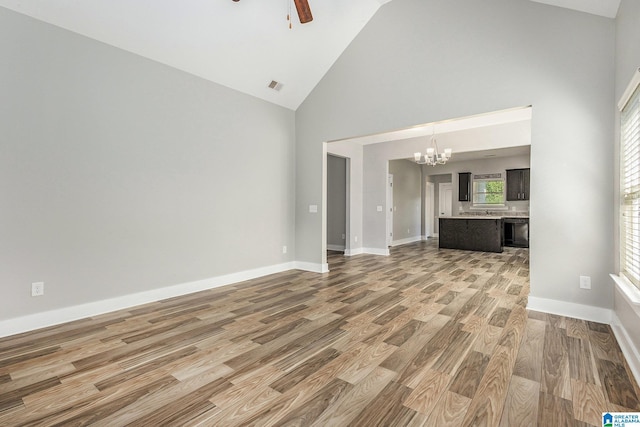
top-left (621, 79), bottom-right (640, 288)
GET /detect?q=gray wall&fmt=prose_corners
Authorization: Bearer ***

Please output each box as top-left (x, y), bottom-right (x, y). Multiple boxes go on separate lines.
top-left (327, 155), bottom-right (347, 250)
top-left (0, 8), bottom-right (296, 320)
top-left (613, 0), bottom-right (640, 364)
top-left (388, 160), bottom-right (422, 243)
top-left (297, 0), bottom-right (615, 309)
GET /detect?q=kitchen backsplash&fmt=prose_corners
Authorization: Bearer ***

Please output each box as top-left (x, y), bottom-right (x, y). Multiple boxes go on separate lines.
top-left (460, 210), bottom-right (529, 216)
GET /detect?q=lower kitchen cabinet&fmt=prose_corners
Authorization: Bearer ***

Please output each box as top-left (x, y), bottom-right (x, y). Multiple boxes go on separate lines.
top-left (439, 218), bottom-right (503, 253)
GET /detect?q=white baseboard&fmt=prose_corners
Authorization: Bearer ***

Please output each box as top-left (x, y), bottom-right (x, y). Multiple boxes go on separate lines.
top-left (345, 247), bottom-right (392, 256)
top-left (326, 244), bottom-right (345, 252)
top-left (432, 233), bottom-right (439, 238)
top-left (294, 261), bottom-right (329, 273)
top-left (362, 248), bottom-right (390, 256)
top-left (527, 296), bottom-right (613, 324)
top-left (344, 248), bottom-right (364, 256)
top-left (611, 312), bottom-right (640, 386)
top-left (390, 236), bottom-right (423, 247)
top-left (0, 262), bottom-right (297, 338)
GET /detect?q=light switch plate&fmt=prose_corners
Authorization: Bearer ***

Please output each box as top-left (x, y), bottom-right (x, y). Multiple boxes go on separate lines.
top-left (376, 206), bottom-right (383, 212)
top-left (309, 205), bottom-right (318, 213)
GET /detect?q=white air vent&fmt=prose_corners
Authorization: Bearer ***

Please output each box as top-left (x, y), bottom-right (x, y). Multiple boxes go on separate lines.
top-left (268, 80), bottom-right (283, 91)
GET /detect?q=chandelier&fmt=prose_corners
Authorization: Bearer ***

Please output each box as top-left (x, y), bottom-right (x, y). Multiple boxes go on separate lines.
top-left (414, 127), bottom-right (452, 166)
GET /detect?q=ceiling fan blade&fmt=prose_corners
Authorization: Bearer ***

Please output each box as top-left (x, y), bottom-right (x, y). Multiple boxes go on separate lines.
top-left (293, 0), bottom-right (313, 24)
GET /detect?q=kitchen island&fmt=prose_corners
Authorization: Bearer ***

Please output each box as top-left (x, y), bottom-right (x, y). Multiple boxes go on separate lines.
top-left (438, 216), bottom-right (530, 253)
top-left (439, 216), bottom-right (503, 253)
top-left (439, 215), bottom-right (530, 253)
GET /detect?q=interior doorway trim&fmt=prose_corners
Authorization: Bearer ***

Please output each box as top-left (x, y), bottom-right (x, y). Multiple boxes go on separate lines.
top-left (425, 181), bottom-right (435, 239)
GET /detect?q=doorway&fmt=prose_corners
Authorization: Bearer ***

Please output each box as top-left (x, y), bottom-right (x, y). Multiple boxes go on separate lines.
top-left (324, 106), bottom-right (531, 261)
top-left (327, 155), bottom-right (347, 254)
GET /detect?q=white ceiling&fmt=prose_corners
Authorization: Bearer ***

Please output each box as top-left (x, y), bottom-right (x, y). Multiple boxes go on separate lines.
top-left (0, 0), bottom-right (390, 110)
top-left (0, 0), bottom-right (619, 110)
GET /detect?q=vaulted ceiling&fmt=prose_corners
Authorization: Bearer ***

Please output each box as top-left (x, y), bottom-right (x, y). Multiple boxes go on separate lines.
top-left (0, 0), bottom-right (620, 110)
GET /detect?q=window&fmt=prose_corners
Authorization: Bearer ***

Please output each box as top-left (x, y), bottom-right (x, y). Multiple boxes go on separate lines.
top-left (620, 70), bottom-right (640, 289)
top-left (472, 175), bottom-right (505, 206)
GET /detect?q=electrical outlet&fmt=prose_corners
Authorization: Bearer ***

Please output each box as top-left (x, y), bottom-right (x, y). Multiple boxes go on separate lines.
top-left (341, 234), bottom-right (345, 240)
top-left (31, 282), bottom-right (44, 297)
top-left (579, 276), bottom-right (591, 290)
top-left (354, 236), bottom-right (358, 242)
top-left (282, 246), bottom-right (287, 254)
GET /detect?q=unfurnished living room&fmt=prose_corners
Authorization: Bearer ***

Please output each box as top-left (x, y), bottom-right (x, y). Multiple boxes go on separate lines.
top-left (1, 0), bottom-right (639, 426)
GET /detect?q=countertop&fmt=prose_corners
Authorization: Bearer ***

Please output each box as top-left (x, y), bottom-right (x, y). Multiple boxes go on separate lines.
top-left (440, 215), bottom-right (529, 219)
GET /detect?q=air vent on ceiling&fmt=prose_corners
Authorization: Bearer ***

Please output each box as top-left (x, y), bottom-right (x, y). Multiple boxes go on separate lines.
top-left (268, 80), bottom-right (283, 91)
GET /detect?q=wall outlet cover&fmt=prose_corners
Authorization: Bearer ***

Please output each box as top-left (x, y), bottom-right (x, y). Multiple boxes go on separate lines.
top-left (579, 275), bottom-right (591, 290)
top-left (31, 282), bottom-right (44, 296)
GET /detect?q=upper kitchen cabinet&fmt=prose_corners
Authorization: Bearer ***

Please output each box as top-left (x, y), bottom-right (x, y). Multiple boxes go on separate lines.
top-left (506, 168), bottom-right (530, 201)
top-left (459, 172), bottom-right (471, 202)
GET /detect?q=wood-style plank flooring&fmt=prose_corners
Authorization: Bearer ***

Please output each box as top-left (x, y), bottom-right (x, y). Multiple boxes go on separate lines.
top-left (1, 240), bottom-right (639, 426)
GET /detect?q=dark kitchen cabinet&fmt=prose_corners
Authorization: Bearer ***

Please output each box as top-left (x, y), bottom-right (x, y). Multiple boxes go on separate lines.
top-left (506, 168), bottom-right (530, 201)
top-left (439, 218), bottom-right (503, 253)
top-left (458, 172), bottom-right (471, 202)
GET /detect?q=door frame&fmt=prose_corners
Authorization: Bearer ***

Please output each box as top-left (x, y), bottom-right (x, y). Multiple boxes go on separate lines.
top-left (425, 181), bottom-right (435, 238)
top-left (387, 174), bottom-right (394, 247)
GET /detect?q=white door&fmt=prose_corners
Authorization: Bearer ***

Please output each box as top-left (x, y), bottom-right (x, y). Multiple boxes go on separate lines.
top-left (439, 183), bottom-right (453, 217)
top-left (425, 181), bottom-right (435, 238)
top-left (437, 183), bottom-right (452, 237)
top-left (387, 174), bottom-right (393, 247)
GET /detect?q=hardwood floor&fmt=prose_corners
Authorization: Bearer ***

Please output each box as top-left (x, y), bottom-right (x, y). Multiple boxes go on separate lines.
top-left (1, 240), bottom-right (638, 426)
